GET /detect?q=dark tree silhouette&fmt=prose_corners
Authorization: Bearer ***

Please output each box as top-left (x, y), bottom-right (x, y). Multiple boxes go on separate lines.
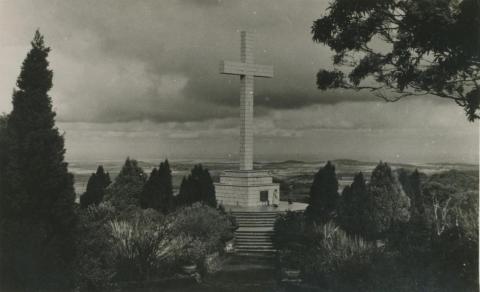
top-left (140, 160), bottom-right (174, 213)
top-left (80, 165), bottom-right (111, 208)
top-left (0, 31), bottom-right (76, 290)
top-left (305, 161), bottom-right (339, 224)
top-left (176, 164), bottom-right (216, 208)
top-left (398, 168), bottom-right (425, 220)
top-left (337, 172), bottom-right (370, 237)
top-left (105, 157), bottom-right (146, 208)
top-left (367, 162), bottom-right (410, 239)
top-left (312, 0), bottom-right (480, 121)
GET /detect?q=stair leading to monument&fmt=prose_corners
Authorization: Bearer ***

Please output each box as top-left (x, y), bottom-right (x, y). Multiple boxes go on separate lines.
top-left (232, 211), bottom-right (278, 257)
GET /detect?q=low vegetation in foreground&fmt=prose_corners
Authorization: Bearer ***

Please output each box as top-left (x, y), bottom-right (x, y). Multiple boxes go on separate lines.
top-left (274, 162), bottom-right (478, 292)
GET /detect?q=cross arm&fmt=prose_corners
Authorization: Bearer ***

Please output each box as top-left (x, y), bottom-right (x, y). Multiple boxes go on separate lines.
top-left (220, 61), bottom-right (273, 78)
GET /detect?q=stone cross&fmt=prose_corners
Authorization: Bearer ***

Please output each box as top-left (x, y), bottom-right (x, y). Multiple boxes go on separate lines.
top-left (220, 31), bottom-right (274, 171)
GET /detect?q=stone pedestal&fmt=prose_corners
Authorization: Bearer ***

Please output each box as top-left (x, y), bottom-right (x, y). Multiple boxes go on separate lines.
top-left (215, 170), bottom-right (280, 207)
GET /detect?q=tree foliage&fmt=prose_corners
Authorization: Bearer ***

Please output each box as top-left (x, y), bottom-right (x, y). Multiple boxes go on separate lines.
top-left (0, 30), bottom-right (76, 290)
top-left (172, 202), bottom-right (234, 263)
top-left (176, 164), bottom-right (216, 208)
top-left (312, 0), bottom-right (480, 121)
top-left (305, 161), bottom-right (339, 224)
top-left (367, 162), bottom-right (410, 239)
top-left (105, 157), bottom-right (146, 209)
top-left (140, 160), bottom-right (174, 213)
top-left (80, 165), bottom-right (111, 208)
top-left (75, 203), bottom-right (117, 290)
top-left (337, 172), bottom-right (370, 237)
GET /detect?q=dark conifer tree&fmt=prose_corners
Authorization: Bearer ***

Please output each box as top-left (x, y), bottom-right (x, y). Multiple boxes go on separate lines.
top-left (409, 169), bottom-right (425, 220)
top-left (140, 160), bottom-right (174, 213)
top-left (0, 31), bottom-right (76, 290)
top-left (367, 162), bottom-right (410, 240)
top-left (157, 160), bottom-right (174, 212)
top-left (337, 172), bottom-right (370, 237)
top-left (176, 176), bottom-right (191, 206)
top-left (140, 168), bottom-right (160, 209)
top-left (80, 165), bottom-right (111, 208)
top-left (0, 114), bottom-right (8, 196)
top-left (105, 157), bottom-right (146, 208)
top-left (305, 161), bottom-right (339, 224)
top-left (176, 164), bottom-right (216, 208)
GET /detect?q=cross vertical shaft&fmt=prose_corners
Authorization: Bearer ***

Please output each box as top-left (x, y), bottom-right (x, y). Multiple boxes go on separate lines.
top-left (220, 31), bottom-right (273, 171)
top-left (240, 32), bottom-right (254, 170)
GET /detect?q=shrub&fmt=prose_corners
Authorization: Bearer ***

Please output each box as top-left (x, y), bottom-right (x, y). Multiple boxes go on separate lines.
top-left (301, 222), bottom-right (377, 289)
top-left (109, 209), bottom-right (189, 282)
top-left (172, 203), bottom-right (234, 258)
top-left (75, 203), bottom-right (116, 291)
top-left (274, 211), bottom-right (312, 269)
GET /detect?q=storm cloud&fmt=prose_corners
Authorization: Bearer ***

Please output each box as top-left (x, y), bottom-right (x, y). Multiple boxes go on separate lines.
top-left (0, 0), bottom-right (477, 163)
top-left (0, 0), bottom-right (376, 123)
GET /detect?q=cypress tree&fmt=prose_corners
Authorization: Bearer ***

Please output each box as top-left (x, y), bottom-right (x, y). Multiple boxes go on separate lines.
top-left (140, 167), bottom-right (159, 209)
top-left (105, 157), bottom-right (146, 208)
top-left (176, 164), bottom-right (216, 208)
top-left (367, 162), bottom-right (411, 240)
top-left (80, 165), bottom-right (111, 208)
top-left (157, 159), bottom-right (174, 213)
top-left (305, 161), bottom-right (339, 224)
top-left (0, 31), bottom-right (76, 290)
top-left (176, 176), bottom-right (190, 206)
top-left (337, 172), bottom-right (370, 237)
top-left (409, 169), bottom-right (425, 220)
top-left (140, 160), bottom-right (174, 213)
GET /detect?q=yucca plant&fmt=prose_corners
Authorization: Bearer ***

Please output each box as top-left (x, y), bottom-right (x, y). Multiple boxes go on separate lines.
top-left (109, 212), bottom-right (190, 282)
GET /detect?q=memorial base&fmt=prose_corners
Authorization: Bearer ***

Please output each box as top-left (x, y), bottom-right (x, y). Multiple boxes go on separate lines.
top-left (214, 170), bottom-right (280, 207)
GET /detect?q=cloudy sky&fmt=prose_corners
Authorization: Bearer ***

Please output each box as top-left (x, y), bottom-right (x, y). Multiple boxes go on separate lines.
top-left (0, 0), bottom-right (478, 164)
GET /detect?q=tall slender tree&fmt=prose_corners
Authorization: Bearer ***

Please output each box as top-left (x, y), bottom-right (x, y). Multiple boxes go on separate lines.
top-left (157, 160), bottom-right (174, 212)
top-left (0, 31), bottom-right (76, 290)
top-left (337, 172), bottom-right (370, 237)
top-left (367, 162), bottom-right (411, 239)
top-left (305, 161), bottom-right (339, 224)
top-left (80, 165), bottom-right (111, 208)
top-left (105, 157), bottom-right (146, 208)
top-left (176, 164), bottom-right (216, 208)
top-left (140, 160), bottom-right (174, 213)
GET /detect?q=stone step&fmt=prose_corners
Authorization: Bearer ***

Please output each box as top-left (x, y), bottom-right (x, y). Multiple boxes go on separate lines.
top-left (234, 252), bottom-right (276, 258)
top-left (235, 218), bottom-right (277, 222)
top-left (237, 221), bottom-right (275, 224)
top-left (235, 235), bottom-right (273, 239)
top-left (236, 247), bottom-right (274, 252)
top-left (237, 219), bottom-right (276, 221)
top-left (233, 216), bottom-right (278, 220)
top-left (236, 228), bottom-right (274, 232)
top-left (232, 213), bottom-right (279, 217)
top-left (236, 248), bottom-right (275, 253)
top-left (233, 213), bottom-right (278, 216)
top-left (231, 211), bottom-right (279, 214)
top-left (237, 224), bottom-right (275, 228)
top-left (235, 216), bottom-right (277, 220)
top-left (235, 231), bottom-right (274, 235)
top-left (235, 235), bottom-right (272, 240)
top-left (235, 234), bottom-right (273, 238)
top-left (235, 241), bottom-right (273, 247)
top-left (235, 237), bottom-right (273, 242)
top-left (235, 236), bottom-right (273, 242)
